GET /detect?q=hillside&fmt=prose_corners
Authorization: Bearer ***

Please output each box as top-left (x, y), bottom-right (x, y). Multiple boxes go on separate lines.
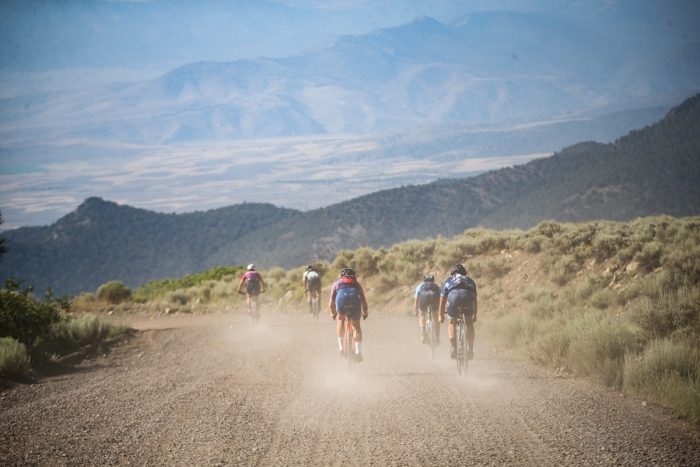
top-left (221, 94), bottom-right (700, 268)
top-left (0, 199), bottom-right (299, 295)
top-left (1, 95), bottom-right (698, 294)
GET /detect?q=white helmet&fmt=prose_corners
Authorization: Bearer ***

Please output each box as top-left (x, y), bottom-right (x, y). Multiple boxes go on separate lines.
top-left (247, 263), bottom-right (255, 271)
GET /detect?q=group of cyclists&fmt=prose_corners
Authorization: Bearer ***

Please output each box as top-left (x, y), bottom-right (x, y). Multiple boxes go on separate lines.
top-left (237, 263), bottom-right (478, 363)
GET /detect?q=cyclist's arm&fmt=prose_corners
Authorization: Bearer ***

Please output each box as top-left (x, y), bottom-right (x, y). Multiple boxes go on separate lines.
top-left (303, 278), bottom-right (307, 291)
top-left (358, 283), bottom-right (369, 317)
top-left (237, 275), bottom-right (246, 293)
top-left (439, 296), bottom-right (447, 322)
top-left (413, 296), bottom-right (419, 313)
top-left (259, 276), bottom-right (266, 293)
top-left (472, 297), bottom-right (478, 323)
top-left (329, 283), bottom-right (337, 316)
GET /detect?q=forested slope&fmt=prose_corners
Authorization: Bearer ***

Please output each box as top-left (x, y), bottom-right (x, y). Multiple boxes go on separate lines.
top-left (222, 94), bottom-right (700, 268)
top-left (0, 199), bottom-right (299, 294)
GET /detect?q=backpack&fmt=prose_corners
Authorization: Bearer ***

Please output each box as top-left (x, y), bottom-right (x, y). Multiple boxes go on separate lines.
top-left (335, 282), bottom-right (361, 313)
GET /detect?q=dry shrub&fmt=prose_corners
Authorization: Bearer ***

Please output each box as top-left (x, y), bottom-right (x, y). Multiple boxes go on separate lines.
top-left (567, 317), bottom-right (640, 388)
top-left (482, 258), bottom-right (509, 280)
top-left (547, 255), bottom-right (578, 286)
top-left (222, 275), bottom-right (234, 283)
top-left (627, 286), bottom-right (700, 340)
top-left (623, 339), bottom-right (700, 423)
top-left (590, 289), bottom-right (614, 310)
top-left (168, 292), bottom-right (188, 305)
top-left (532, 220), bottom-right (562, 238)
top-left (353, 247), bottom-right (380, 277)
top-left (634, 241), bottom-right (663, 272)
top-left (0, 337), bottom-right (30, 376)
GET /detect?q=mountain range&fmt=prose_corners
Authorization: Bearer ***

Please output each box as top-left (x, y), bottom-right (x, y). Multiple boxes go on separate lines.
top-left (2, 12), bottom-right (699, 145)
top-left (2, 94), bottom-right (699, 295)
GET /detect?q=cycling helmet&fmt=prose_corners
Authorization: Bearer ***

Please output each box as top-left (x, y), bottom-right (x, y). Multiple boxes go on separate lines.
top-left (423, 274), bottom-right (434, 282)
top-left (451, 264), bottom-right (467, 276)
top-left (306, 265), bottom-right (314, 271)
top-left (247, 263), bottom-right (255, 271)
top-left (340, 268), bottom-right (356, 278)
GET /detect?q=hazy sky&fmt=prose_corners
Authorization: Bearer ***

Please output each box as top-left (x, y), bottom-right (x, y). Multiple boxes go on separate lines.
top-left (1, 0), bottom-right (698, 95)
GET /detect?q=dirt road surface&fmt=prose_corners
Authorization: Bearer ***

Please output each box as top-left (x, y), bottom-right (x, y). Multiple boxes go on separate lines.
top-left (2, 313), bottom-right (700, 466)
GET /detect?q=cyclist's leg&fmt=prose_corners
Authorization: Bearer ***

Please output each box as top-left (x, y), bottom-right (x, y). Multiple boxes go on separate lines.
top-left (336, 314), bottom-right (346, 352)
top-left (246, 293), bottom-right (252, 313)
top-left (307, 290), bottom-right (313, 311)
top-left (418, 309), bottom-right (426, 338)
top-left (352, 319), bottom-right (362, 355)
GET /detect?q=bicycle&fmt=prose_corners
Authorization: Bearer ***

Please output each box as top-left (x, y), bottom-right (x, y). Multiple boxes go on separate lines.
top-left (454, 307), bottom-right (469, 376)
top-left (335, 305), bottom-right (365, 371)
top-left (426, 305), bottom-right (438, 360)
top-left (239, 291), bottom-right (261, 326)
top-left (311, 294), bottom-right (320, 321)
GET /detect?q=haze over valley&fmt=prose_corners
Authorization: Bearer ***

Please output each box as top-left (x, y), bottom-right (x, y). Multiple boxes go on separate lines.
top-left (1, 0), bottom-right (699, 227)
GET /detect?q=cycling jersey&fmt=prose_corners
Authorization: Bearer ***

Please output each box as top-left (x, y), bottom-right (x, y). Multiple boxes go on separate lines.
top-left (415, 281), bottom-right (440, 313)
top-left (304, 269), bottom-right (322, 292)
top-left (441, 275), bottom-right (477, 320)
top-left (242, 271), bottom-right (262, 295)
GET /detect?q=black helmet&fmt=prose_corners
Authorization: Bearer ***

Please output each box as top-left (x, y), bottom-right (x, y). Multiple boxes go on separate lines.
top-left (340, 268), bottom-right (356, 278)
top-left (423, 274), bottom-right (434, 282)
top-left (306, 265), bottom-right (314, 270)
top-left (451, 264), bottom-right (467, 276)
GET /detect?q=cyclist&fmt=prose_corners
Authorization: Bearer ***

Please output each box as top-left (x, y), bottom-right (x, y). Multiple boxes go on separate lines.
top-left (303, 265), bottom-right (322, 313)
top-left (329, 268), bottom-right (368, 362)
top-left (414, 274), bottom-right (441, 344)
top-left (237, 264), bottom-right (266, 314)
top-left (438, 264), bottom-right (477, 360)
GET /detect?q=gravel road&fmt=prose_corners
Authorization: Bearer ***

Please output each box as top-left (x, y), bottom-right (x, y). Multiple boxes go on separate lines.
top-left (2, 313), bottom-right (699, 466)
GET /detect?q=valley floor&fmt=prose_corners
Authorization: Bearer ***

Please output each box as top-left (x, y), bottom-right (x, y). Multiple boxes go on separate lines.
top-left (2, 313), bottom-right (699, 466)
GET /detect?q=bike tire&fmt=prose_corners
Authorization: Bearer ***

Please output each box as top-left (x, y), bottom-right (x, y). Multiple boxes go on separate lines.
top-left (251, 299), bottom-right (259, 326)
top-left (426, 319), bottom-right (435, 360)
top-left (345, 322), bottom-right (354, 371)
top-left (458, 321), bottom-right (468, 376)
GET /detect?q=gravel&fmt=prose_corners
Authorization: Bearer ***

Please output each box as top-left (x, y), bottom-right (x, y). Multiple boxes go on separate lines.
top-left (2, 313), bottom-right (699, 466)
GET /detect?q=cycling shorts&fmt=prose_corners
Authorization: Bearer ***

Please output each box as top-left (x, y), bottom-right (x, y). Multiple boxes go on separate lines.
top-left (246, 281), bottom-right (261, 296)
top-left (446, 289), bottom-right (474, 320)
top-left (307, 277), bottom-right (321, 293)
top-left (338, 304), bottom-right (362, 321)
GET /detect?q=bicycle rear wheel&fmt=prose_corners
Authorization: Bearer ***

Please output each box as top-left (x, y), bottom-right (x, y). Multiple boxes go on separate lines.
top-left (457, 321), bottom-right (467, 376)
top-left (345, 322), bottom-right (354, 371)
top-left (426, 319), bottom-right (435, 360)
top-left (251, 298), bottom-right (259, 326)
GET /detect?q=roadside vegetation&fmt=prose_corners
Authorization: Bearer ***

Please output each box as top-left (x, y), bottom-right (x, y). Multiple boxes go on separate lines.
top-left (63, 214), bottom-right (700, 423)
top-left (0, 278), bottom-right (130, 377)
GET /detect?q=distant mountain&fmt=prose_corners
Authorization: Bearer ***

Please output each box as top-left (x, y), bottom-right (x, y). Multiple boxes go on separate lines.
top-left (0, 200), bottom-right (299, 295)
top-left (2, 95), bottom-right (698, 294)
top-left (2, 12), bottom-right (698, 143)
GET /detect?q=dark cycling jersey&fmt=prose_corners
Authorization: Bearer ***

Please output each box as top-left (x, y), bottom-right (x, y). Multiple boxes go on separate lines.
top-left (440, 275), bottom-right (477, 319)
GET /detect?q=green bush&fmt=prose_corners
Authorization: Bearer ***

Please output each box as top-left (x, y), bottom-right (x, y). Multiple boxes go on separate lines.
top-left (97, 281), bottom-right (132, 304)
top-left (0, 337), bottom-right (31, 377)
top-left (590, 288), bottom-right (614, 310)
top-left (0, 278), bottom-right (68, 349)
top-left (483, 258), bottom-right (509, 280)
